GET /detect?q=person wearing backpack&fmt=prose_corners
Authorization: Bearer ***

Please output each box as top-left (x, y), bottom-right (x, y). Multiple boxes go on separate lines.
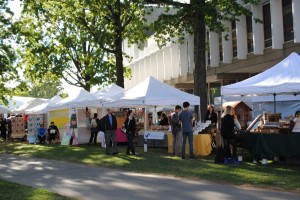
top-left (89, 113), bottom-right (100, 145)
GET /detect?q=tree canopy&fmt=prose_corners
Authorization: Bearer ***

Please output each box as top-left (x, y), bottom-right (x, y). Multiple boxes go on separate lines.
top-left (0, 0), bottom-right (18, 105)
top-left (16, 0), bottom-right (120, 92)
top-left (16, 0), bottom-right (150, 92)
top-left (144, 0), bottom-right (258, 120)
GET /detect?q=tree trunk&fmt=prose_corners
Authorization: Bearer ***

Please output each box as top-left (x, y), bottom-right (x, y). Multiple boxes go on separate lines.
top-left (115, 37), bottom-right (124, 88)
top-left (193, 1), bottom-right (207, 122)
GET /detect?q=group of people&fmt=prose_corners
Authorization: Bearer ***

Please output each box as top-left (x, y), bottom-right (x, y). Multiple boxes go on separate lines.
top-left (37, 122), bottom-right (60, 144)
top-left (170, 102), bottom-right (195, 159)
top-left (87, 108), bottom-right (120, 156)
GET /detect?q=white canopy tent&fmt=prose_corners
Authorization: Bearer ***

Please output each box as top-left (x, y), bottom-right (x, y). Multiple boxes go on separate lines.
top-left (24, 94), bottom-right (63, 114)
top-left (221, 52), bottom-right (300, 113)
top-left (48, 88), bottom-right (97, 110)
top-left (11, 98), bottom-right (47, 113)
top-left (221, 52), bottom-right (300, 96)
top-left (104, 76), bottom-right (200, 107)
top-left (0, 105), bottom-right (10, 113)
top-left (90, 83), bottom-right (124, 107)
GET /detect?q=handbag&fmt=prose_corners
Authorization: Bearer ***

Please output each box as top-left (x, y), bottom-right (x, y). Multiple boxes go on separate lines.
top-left (121, 126), bottom-right (127, 134)
top-left (121, 119), bottom-right (131, 134)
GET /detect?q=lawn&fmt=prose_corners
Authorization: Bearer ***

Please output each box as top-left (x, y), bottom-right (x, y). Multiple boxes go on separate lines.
top-left (1, 141), bottom-right (300, 195)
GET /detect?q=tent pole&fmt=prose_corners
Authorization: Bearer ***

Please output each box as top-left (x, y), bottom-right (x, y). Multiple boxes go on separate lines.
top-left (144, 106), bottom-right (148, 152)
top-left (273, 93), bottom-right (276, 113)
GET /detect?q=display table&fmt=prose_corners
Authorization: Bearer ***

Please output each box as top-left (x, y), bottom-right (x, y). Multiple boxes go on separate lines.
top-left (168, 133), bottom-right (212, 156)
top-left (241, 133), bottom-right (300, 159)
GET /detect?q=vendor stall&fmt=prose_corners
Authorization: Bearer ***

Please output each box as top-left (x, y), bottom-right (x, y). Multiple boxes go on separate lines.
top-left (221, 52), bottom-right (300, 162)
top-left (104, 76), bottom-right (200, 150)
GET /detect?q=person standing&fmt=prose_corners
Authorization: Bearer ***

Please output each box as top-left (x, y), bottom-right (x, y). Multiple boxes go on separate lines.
top-left (89, 113), bottom-right (100, 145)
top-left (171, 105), bottom-right (182, 157)
top-left (221, 106), bottom-right (238, 164)
top-left (102, 108), bottom-right (118, 155)
top-left (205, 105), bottom-right (218, 125)
top-left (0, 117), bottom-right (7, 140)
top-left (159, 113), bottom-right (169, 125)
top-left (179, 102), bottom-right (195, 159)
top-left (124, 110), bottom-right (136, 155)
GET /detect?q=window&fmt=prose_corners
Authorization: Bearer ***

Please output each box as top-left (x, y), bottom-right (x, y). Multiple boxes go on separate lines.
top-left (219, 35), bottom-right (223, 62)
top-left (263, 3), bottom-right (272, 48)
top-left (232, 21), bottom-right (237, 57)
top-left (246, 15), bottom-right (253, 53)
top-left (282, 0), bottom-right (294, 42)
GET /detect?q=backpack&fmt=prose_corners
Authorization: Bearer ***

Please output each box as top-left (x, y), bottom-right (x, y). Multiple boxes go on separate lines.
top-left (90, 118), bottom-right (97, 128)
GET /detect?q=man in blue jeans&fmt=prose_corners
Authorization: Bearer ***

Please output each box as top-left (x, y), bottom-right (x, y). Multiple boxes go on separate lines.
top-left (179, 101), bottom-right (195, 159)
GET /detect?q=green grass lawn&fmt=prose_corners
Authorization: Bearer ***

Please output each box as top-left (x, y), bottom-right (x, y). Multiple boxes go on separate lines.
top-left (0, 179), bottom-right (76, 200)
top-left (1, 140), bottom-right (300, 196)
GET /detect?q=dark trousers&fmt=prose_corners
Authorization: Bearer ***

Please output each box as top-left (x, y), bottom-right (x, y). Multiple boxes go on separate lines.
top-left (89, 130), bottom-right (98, 144)
top-left (126, 131), bottom-right (135, 155)
top-left (1, 130), bottom-right (6, 140)
top-left (223, 138), bottom-right (237, 159)
top-left (48, 134), bottom-right (56, 143)
top-left (38, 135), bottom-right (46, 144)
top-left (104, 130), bottom-right (117, 154)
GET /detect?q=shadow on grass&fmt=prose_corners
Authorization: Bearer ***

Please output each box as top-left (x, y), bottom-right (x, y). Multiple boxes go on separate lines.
top-left (1, 141), bottom-right (300, 192)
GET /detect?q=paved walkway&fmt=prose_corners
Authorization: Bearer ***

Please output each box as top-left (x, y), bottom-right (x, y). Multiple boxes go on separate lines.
top-left (0, 154), bottom-right (299, 200)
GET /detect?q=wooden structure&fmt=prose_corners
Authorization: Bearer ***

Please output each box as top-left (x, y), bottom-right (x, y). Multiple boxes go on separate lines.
top-left (222, 101), bottom-right (253, 130)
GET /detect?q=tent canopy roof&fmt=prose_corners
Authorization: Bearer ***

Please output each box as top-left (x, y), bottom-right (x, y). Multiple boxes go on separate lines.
top-left (105, 76), bottom-right (200, 107)
top-left (221, 52), bottom-right (300, 96)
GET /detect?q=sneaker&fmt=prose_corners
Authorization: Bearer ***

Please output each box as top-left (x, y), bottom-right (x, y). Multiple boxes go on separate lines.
top-left (190, 155), bottom-right (196, 159)
top-left (112, 152), bottom-right (119, 155)
top-left (181, 156), bottom-right (185, 160)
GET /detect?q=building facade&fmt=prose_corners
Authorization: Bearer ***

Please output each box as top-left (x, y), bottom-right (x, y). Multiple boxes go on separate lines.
top-left (123, 0), bottom-right (300, 104)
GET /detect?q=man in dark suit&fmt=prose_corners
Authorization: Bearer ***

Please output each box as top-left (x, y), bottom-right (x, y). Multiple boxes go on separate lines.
top-left (101, 108), bottom-right (118, 155)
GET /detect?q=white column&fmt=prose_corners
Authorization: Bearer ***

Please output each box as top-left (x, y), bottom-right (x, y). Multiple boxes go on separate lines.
top-left (187, 35), bottom-right (194, 72)
top-left (171, 44), bottom-right (180, 78)
top-left (236, 15), bottom-right (247, 59)
top-left (145, 56), bottom-right (151, 77)
top-left (222, 20), bottom-right (232, 64)
top-left (179, 39), bottom-right (188, 76)
top-left (158, 48), bottom-right (166, 81)
top-left (251, 4), bottom-right (264, 54)
top-left (270, 0), bottom-right (284, 49)
top-left (209, 31), bottom-right (220, 67)
top-left (292, 0), bottom-right (300, 43)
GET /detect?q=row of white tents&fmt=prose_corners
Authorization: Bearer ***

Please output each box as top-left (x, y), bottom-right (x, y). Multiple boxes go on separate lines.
top-left (2, 52), bottom-right (300, 117)
top-left (4, 76), bottom-right (200, 115)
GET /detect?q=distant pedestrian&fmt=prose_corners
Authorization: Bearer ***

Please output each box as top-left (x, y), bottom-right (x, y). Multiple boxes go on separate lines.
top-left (171, 105), bottom-right (182, 157)
top-left (124, 110), bottom-right (136, 155)
top-left (89, 113), bottom-right (100, 145)
top-left (0, 117), bottom-right (7, 140)
top-left (101, 108), bottom-right (118, 155)
top-left (179, 102), bottom-right (194, 159)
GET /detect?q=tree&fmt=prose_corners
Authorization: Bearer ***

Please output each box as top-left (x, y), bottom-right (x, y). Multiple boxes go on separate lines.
top-left (77, 0), bottom-right (150, 88)
top-left (17, 0), bottom-right (117, 91)
top-left (0, 0), bottom-right (18, 105)
top-left (144, 0), bottom-right (258, 121)
top-left (27, 73), bottom-right (63, 98)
